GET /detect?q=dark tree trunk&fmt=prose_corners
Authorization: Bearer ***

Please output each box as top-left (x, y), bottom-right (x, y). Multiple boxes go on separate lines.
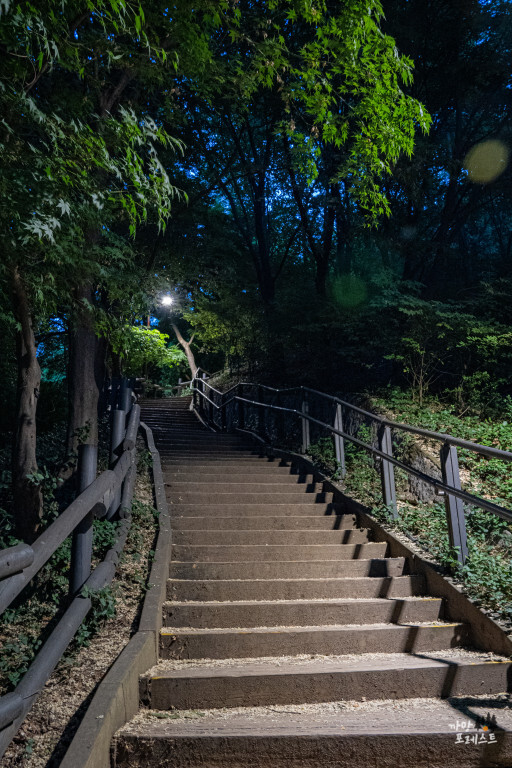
top-left (315, 185), bottom-right (337, 296)
top-left (67, 283), bottom-right (106, 454)
top-left (283, 134), bottom-right (337, 297)
top-left (11, 267), bottom-right (43, 542)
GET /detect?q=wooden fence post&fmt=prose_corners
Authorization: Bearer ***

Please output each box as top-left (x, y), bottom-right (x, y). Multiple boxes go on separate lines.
top-left (69, 444), bottom-right (97, 594)
top-left (107, 409), bottom-right (125, 519)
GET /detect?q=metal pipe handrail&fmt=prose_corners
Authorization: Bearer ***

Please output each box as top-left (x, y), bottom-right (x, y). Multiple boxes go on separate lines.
top-left (196, 378), bottom-right (223, 397)
top-left (190, 378), bottom-right (512, 564)
top-left (193, 378), bottom-right (512, 463)
top-left (233, 394), bottom-right (512, 523)
top-left (194, 388), bottom-right (221, 410)
top-left (298, 385), bottom-right (512, 461)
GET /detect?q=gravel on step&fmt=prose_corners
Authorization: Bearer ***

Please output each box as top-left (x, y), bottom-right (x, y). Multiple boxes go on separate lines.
top-left (144, 647), bottom-right (508, 673)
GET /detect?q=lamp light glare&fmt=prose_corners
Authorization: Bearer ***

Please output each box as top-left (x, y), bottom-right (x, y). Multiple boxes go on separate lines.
top-left (161, 295), bottom-right (173, 306)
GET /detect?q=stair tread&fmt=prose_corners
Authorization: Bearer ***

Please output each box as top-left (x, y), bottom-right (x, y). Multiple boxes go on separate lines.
top-left (164, 597), bottom-right (440, 607)
top-left (144, 649), bottom-right (507, 680)
top-left (167, 576), bottom-right (416, 583)
top-left (117, 694), bottom-right (512, 738)
top-left (161, 620), bottom-right (464, 635)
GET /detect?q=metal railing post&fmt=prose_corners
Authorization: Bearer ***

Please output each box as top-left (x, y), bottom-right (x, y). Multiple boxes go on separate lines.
top-left (192, 376), bottom-right (197, 409)
top-left (334, 403), bottom-right (346, 479)
top-left (301, 389), bottom-right (310, 454)
top-left (208, 381), bottom-right (214, 425)
top-left (69, 444), bottom-right (97, 594)
top-left (378, 424), bottom-right (397, 518)
top-left (277, 390), bottom-right (285, 444)
top-left (177, 377), bottom-right (182, 396)
top-left (440, 443), bottom-right (469, 565)
top-left (220, 392), bottom-right (226, 432)
top-left (257, 385), bottom-right (266, 439)
top-left (238, 384), bottom-right (245, 430)
top-left (201, 372), bottom-right (207, 418)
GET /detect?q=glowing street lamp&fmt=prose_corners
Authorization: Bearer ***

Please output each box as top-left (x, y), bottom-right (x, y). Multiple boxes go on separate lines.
top-left (161, 295), bottom-right (174, 307)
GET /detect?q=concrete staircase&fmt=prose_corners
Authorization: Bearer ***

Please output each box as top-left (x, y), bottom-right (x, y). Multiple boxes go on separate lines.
top-left (113, 397), bottom-right (512, 767)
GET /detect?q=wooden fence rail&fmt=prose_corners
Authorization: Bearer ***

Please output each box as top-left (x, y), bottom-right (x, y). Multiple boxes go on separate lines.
top-left (0, 378), bottom-right (140, 759)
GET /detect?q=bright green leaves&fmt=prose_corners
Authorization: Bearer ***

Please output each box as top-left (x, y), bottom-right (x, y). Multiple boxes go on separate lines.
top-left (100, 323), bottom-right (186, 375)
top-left (219, 0), bottom-right (430, 224)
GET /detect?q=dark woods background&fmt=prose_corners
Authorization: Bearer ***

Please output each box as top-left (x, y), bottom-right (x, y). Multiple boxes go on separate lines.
top-left (1, 0), bottom-right (511, 541)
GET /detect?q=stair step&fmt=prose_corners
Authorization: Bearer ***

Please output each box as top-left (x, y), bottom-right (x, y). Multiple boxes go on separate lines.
top-left (167, 575), bottom-right (426, 601)
top-left (140, 651), bottom-right (510, 710)
top-left (172, 514), bottom-right (357, 530)
top-left (114, 694), bottom-right (512, 768)
top-left (167, 482), bottom-right (323, 494)
top-left (160, 621), bottom-right (469, 659)
top-left (157, 438), bottom-right (249, 446)
top-left (163, 596), bottom-right (443, 628)
top-left (168, 492), bottom-right (335, 505)
top-left (159, 447), bottom-right (264, 454)
top-left (165, 464), bottom-right (301, 475)
top-left (171, 542), bottom-right (386, 561)
top-left (170, 503), bottom-right (346, 517)
top-left (160, 457), bottom-right (287, 464)
top-left (172, 529), bottom-right (371, 546)
top-left (169, 557), bottom-right (404, 580)
top-left (165, 473), bottom-right (315, 484)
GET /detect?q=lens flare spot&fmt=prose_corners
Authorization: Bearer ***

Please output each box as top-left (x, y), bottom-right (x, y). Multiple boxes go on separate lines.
top-left (464, 140), bottom-right (509, 184)
top-left (331, 274), bottom-right (367, 308)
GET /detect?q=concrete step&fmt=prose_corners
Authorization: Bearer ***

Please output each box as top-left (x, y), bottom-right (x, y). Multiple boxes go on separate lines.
top-left (171, 541), bottom-right (387, 561)
top-left (171, 529), bottom-right (371, 546)
top-left (157, 438), bottom-right (249, 446)
top-left (168, 491), bottom-right (335, 505)
top-left (158, 440), bottom-right (261, 448)
top-left (160, 456), bottom-right (287, 464)
top-left (165, 464), bottom-right (300, 475)
top-left (142, 415), bottom-right (195, 420)
top-left (140, 651), bottom-right (511, 710)
top-left (163, 596), bottom-right (443, 628)
top-left (169, 557), bottom-right (404, 580)
top-left (143, 415), bottom-right (196, 419)
top-left (151, 430), bottom-right (214, 435)
top-left (141, 409), bottom-right (192, 414)
top-left (147, 425), bottom-right (205, 431)
top-left (170, 503), bottom-right (346, 517)
top-left (167, 575), bottom-right (426, 601)
top-left (142, 415), bottom-right (197, 420)
top-left (171, 514), bottom-right (357, 530)
top-left (161, 453), bottom-right (271, 461)
top-left (160, 620), bottom-right (469, 659)
top-left (113, 693), bottom-right (512, 768)
top-left (165, 473), bottom-right (316, 484)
